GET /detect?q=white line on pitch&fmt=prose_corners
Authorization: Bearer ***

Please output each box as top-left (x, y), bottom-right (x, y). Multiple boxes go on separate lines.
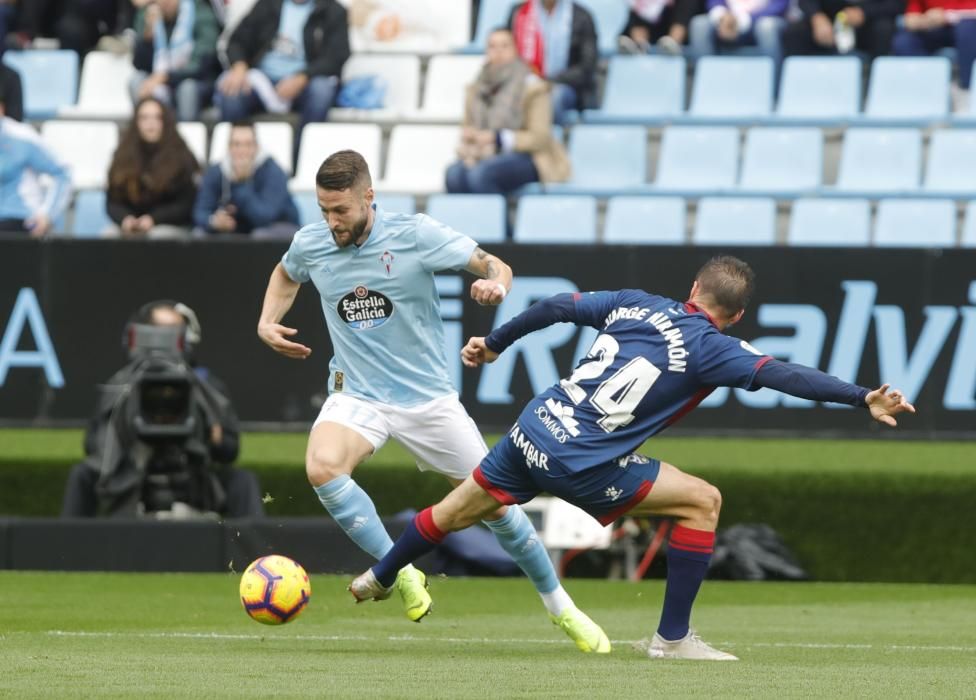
top-left (41, 630), bottom-right (976, 653)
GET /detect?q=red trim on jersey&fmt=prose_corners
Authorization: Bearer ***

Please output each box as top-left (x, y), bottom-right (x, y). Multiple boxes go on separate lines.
top-left (684, 301), bottom-right (719, 328)
top-left (597, 479), bottom-right (654, 525)
top-left (415, 507), bottom-right (447, 544)
top-left (572, 292), bottom-right (582, 301)
top-left (670, 524), bottom-right (715, 554)
top-left (472, 466), bottom-right (519, 505)
top-left (666, 387), bottom-right (715, 426)
top-left (754, 355), bottom-right (774, 372)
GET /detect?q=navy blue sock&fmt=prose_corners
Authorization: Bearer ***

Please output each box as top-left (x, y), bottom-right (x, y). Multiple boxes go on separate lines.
top-left (373, 507), bottom-right (446, 588)
top-left (657, 525), bottom-right (715, 641)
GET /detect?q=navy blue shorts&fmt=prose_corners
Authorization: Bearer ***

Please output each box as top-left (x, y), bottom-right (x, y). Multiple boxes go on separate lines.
top-left (474, 428), bottom-right (661, 526)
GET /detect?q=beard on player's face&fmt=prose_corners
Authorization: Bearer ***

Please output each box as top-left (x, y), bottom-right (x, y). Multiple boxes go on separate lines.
top-left (332, 204), bottom-right (369, 247)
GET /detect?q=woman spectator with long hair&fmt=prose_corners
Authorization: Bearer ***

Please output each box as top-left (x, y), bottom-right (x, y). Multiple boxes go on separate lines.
top-left (106, 96), bottom-right (199, 238)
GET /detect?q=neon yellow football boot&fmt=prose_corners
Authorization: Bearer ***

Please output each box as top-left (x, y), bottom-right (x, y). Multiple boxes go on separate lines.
top-left (395, 565), bottom-right (432, 623)
top-left (550, 606), bottom-right (612, 654)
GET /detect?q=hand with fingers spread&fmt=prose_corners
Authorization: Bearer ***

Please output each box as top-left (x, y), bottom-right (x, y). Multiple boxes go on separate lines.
top-left (461, 336), bottom-right (499, 368)
top-left (258, 322), bottom-right (312, 359)
top-left (865, 383), bottom-right (916, 427)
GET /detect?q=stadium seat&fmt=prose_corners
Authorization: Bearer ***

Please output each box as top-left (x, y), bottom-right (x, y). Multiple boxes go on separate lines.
top-left (604, 196), bottom-right (686, 244)
top-left (578, 0), bottom-right (631, 55)
top-left (376, 125), bottom-right (461, 194)
top-left (176, 122), bottom-right (208, 166)
top-left (293, 191), bottom-right (320, 227)
top-left (348, 2), bottom-right (470, 53)
top-left (374, 193), bottom-right (416, 215)
top-left (548, 125), bottom-right (647, 193)
top-left (582, 55), bottom-right (685, 124)
top-left (425, 194), bottom-right (507, 243)
top-left (834, 128), bottom-right (922, 194)
top-left (465, 0), bottom-right (518, 51)
top-left (655, 126), bottom-right (740, 193)
top-left (513, 195), bottom-right (597, 243)
top-left (59, 51), bottom-right (134, 119)
top-left (863, 57), bottom-right (951, 124)
top-left (693, 197), bottom-right (777, 245)
top-left (70, 190), bottom-right (111, 238)
top-left (739, 127), bottom-right (822, 194)
top-left (210, 121), bottom-right (294, 174)
top-left (874, 199), bottom-right (956, 247)
top-left (332, 54), bottom-right (421, 119)
top-left (775, 56), bottom-right (861, 124)
top-left (2, 50), bottom-right (78, 119)
top-left (787, 198), bottom-right (871, 246)
top-left (291, 123), bottom-right (382, 190)
top-left (962, 201), bottom-right (976, 246)
top-left (40, 120), bottom-right (119, 189)
top-left (687, 56), bottom-right (774, 122)
top-left (413, 54), bottom-right (483, 121)
top-left (922, 129), bottom-right (976, 196)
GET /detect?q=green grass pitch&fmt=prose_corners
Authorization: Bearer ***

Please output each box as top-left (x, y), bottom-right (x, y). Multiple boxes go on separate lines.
top-left (2, 573), bottom-right (975, 698)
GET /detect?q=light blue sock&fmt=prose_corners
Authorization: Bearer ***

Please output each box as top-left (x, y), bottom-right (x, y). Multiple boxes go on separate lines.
top-left (483, 505), bottom-right (559, 596)
top-left (314, 475), bottom-right (394, 560)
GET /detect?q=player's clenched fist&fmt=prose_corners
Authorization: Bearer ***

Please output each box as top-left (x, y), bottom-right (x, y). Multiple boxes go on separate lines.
top-left (258, 323), bottom-right (312, 359)
top-left (470, 279), bottom-right (508, 306)
top-left (461, 337), bottom-right (499, 368)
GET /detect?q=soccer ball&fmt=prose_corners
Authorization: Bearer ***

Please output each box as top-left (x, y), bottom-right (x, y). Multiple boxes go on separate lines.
top-left (239, 555), bottom-right (311, 625)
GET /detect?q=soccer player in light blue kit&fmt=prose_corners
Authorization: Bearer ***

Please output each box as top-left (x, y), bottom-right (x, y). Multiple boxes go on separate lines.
top-left (350, 256), bottom-right (917, 659)
top-left (257, 149), bottom-right (609, 652)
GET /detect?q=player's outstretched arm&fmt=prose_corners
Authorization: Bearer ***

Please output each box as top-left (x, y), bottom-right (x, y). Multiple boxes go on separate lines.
top-left (464, 247), bottom-right (513, 306)
top-left (257, 263), bottom-right (312, 359)
top-left (865, 384), bottom-right (916, 427)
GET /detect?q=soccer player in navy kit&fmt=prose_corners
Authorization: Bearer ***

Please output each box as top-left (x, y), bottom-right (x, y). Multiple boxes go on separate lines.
top-left (350, 256), bottom-right (916, 659)
top-left (258, 150), bottom-right (609, 653)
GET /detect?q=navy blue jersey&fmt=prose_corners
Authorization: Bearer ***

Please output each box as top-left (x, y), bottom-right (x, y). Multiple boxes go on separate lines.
top-left (497, 290), bottom-right (771, 473)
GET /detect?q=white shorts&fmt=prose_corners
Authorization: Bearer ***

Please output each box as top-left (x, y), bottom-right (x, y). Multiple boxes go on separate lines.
top-left (312, 392), bottom-right (489, 481)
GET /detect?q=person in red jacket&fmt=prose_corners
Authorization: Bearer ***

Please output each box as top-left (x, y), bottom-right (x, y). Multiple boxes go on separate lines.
top-left (892, 0), bottom-right (976, 108)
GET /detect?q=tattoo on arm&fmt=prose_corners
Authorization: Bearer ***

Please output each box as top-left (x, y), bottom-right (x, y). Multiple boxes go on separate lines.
top-left (473, 247), bottom-right (499, 280)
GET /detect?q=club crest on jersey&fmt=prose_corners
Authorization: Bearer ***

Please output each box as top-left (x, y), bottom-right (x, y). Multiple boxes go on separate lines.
top-left (338, 286), bottom-right (394, 330)
top-left (380, 250), bottom-right (394, 277)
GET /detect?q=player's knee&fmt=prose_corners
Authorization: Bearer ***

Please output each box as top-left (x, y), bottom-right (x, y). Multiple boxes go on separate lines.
top-left (305, 448), bottom-right (353, 486)
top-left (696, 482), bottom-right (722, 527)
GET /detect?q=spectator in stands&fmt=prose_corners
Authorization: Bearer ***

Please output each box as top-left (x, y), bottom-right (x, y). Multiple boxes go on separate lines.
top-left (216, 0), bottom-right (349, 134)
top-left (106, 97), bottom-right (199, 238)
top-left (688, 0), bottom-right (788, 60)
top-left (193, 120), bottom-right (299, 237)
top-left (0, 0), bottom-right (15, 56)
top-left (892, 0), bottom-right (976, 110)
top-left (782, 0), bottom-right (902, 58)
top-left (61, 300), bottom-right (266, 519)
top-left (508, 0), bottom-right (598, 124)
top-left (618, 0), bottom-right (706, 55)
top-left (446, 28), bottom-right (570, 196)
top-left (11, 0), bottom-right (120, 56)
top-left (0, 82), bottom-right (71, 237)
top-left (129, 0), bottom-right (220, 121)
top-left (0, 63), bottom-right (22, 121)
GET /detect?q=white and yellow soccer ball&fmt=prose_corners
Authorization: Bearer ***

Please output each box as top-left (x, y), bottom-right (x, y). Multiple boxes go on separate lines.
top-left (240, 555), bottom-right (311, 625)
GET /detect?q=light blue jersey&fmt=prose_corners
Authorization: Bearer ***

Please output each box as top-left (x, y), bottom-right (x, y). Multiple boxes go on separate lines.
top-left (281, 205), bottom-right (477, 407)
top-left (259, 0), bottom-right (313, 82)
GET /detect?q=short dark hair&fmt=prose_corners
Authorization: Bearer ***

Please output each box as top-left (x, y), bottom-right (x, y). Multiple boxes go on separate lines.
top-left (315, 150), bottom-right (372, 192)
top-left (694, 255), bottom-right (756, 316)
top-left (230, 119), bottom-right (255, 132)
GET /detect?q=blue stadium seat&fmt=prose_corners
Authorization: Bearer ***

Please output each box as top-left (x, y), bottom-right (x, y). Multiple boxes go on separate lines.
top-left (693, 197), bottom-right (777, 245)
top-left (547, 125), bottom-right (647, 194)
top-left (775, 56), bottom-right (861, 124)
top-left (962, 201), bottom-right (976, 247)
top-left (426, 194), bottom-right (507, 243)
top-left (514, 195), bottom-right (597, 243)
top-left (739, 127), bottom-right (822, 195)
top-left (787, 198), bottom-right (871, 246)
top-left (923, 130), bottom-right (976, 196)
top-left (583, 56), bottom-right (685, 124)
top-left (687, 56), bottom-right (774, 123)
top-left (655, 126), bottom-right (739, 193)
top-left (874, 199), bottom-right (956, 247)
top-left (465, 0), bottom-right (517, 52)
top-left (374, 193), bottom-right (416, 215)
top-left (578, 0), bottom-right (631, 55)
top-left (863, 57), bottom-right (951, 124)
top-left (2, 50), bottom-right (78, 119)
top-left (293, 191), bottom-right (321, 228)
top-left (604, 196), bottom-right (686, 244)
top-left (834, 128), bottom-right (922, 194)
top-left (70, 190), bottom-right (110, 238)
